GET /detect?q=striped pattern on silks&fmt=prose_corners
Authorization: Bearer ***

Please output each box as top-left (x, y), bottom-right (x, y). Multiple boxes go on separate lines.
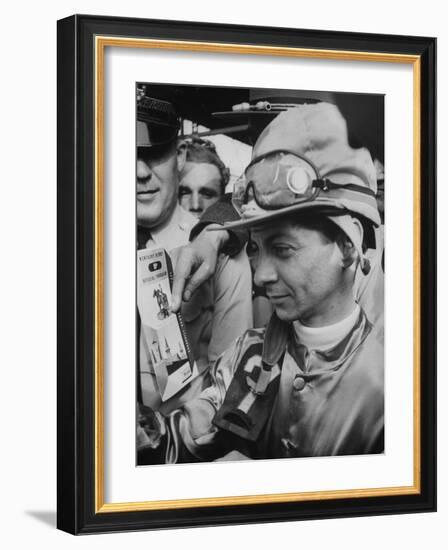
top-left (213, 340), bottom-right (283, 442)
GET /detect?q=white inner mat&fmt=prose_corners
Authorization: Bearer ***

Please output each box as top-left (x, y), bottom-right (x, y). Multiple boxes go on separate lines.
top-left (104, 45), bottom-right (414, 503)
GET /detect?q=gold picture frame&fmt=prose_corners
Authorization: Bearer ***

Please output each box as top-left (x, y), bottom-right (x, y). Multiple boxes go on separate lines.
top-left (57, 14), bottom-right (436, 534)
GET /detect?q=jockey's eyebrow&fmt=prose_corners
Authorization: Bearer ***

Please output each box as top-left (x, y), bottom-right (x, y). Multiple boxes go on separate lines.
top-left (251, 230), bottom-right (293, 248)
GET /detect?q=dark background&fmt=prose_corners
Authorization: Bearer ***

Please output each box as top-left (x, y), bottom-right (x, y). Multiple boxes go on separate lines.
top-left (138, 82), bottom-right (385, 163)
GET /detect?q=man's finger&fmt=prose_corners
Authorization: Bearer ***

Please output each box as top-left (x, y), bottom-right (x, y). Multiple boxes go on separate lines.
top-left (171, 249), bottom-right (196, 312)
top-left (183, 262), bottom-right (213, 301)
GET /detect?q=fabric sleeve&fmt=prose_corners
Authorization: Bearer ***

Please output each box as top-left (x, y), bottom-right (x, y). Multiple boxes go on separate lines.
top-left (207, 250), bottom-right (253, 365)
top-left (161, 336), bottom-right (246, 463)
top-left (189, 193), bottom-right (249, 257)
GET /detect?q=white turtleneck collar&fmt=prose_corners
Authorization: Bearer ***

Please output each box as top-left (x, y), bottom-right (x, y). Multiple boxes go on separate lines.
top-left (292, 304), bottom-right (360, 352)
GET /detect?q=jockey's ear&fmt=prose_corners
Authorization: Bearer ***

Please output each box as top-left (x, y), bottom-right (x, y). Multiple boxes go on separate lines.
top-left (333, 216), bottom-right (366, 272)
top-left (339, 234), bottom-right (359, 269)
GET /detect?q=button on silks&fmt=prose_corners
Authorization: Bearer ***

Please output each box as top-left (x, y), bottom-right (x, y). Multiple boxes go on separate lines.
top-left (292, 376), bottom-right (306, 391)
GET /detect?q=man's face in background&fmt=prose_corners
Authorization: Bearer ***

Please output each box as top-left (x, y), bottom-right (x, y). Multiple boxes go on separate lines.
top-left (136, 142), bottom-right (186, 228)
top-left (179, 161), bottom-right (223, 218)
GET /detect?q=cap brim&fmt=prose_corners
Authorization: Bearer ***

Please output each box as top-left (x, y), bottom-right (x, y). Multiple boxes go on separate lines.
top-left (212, 110), bottom-right (284, 120)
top-left (137, 120), bottom-right (178, 148)
top-left (137, 139), bottom-right (176, 150)
top-left (208, 199), bottom-right (349, 232)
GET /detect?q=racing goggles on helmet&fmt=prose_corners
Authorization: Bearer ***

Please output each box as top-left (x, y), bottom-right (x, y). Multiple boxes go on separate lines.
top-left (231, 149), bottom-right (376, 216)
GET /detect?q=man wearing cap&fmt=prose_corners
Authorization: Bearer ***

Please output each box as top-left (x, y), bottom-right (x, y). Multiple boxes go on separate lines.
top-left (139, 102), bottom-right (384, 462)
top-left (136, 95), bottom-right (253, 412)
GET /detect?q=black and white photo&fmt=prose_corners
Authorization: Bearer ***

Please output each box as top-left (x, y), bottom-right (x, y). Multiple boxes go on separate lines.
top-left (136, 83), bottom-right (385, 465)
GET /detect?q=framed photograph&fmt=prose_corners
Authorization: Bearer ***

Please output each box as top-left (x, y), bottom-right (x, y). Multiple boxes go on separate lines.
top-left (57, 14), bottom-right (436, 534)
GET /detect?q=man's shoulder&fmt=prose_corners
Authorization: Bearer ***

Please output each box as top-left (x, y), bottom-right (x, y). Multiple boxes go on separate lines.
top-left (153, 205), bottom-right (198, 251)
top-left (176, 205), bottom-right (198, 232)
top-left (350, 319), bottom-right (384, 388)
top-left (215, 247), bottom-right (251, 280)
top-left (362, 318), bottom-right (384, 359)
